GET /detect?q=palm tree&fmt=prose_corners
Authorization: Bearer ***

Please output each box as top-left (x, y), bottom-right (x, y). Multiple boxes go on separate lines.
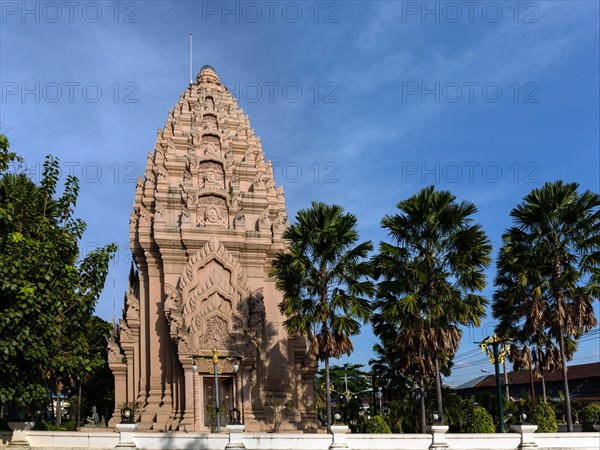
top-left (499, 181), bottom-right (599, 431)
top-left (494, 249), bottom-right (572, 405)
top-left (373, 186), bottom-right (491, 422)
top-left (270, 201), bottom-right (375, 431)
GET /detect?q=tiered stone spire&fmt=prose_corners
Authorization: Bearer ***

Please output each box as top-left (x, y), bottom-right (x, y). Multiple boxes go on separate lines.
top-left (109, 66), bottom-right (317, 432)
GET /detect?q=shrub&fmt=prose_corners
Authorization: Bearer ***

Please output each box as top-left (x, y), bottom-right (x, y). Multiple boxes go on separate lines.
top-left (34, 421), bottom-right (49, 431)
top-left (466, 406), bottom-right (495, 433)
top-left (385, 414), bottom-right (402, 433)
top-left (532, 402), bottom-right (557, 433)
top-left (61, 421), bottom-right (77, 431)
top-left (361, 416), bottom-right (392, 433)
top-left (580, 403), bottom-right (600, 432)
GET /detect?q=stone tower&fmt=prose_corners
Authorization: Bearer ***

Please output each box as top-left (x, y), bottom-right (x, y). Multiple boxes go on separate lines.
top-left (108, 65), bottom-right (318, 432)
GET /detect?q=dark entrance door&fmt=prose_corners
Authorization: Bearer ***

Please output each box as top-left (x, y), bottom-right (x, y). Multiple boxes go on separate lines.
top-left (203, 376), bottom-right (234, 429)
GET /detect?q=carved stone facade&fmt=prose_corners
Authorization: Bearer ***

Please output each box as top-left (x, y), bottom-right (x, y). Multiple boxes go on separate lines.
top-left (108, 65), bottom-right (318, 432)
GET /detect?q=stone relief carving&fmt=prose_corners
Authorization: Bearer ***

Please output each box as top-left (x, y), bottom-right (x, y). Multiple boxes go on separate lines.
top-left (119, 319), bottom-right (134, 343)
top-left (201, 135), bottom-right (221, 157)
top-left (247, 290), bottom-right (265, 330)
top-left (276, 186), bottom-right (285, 203)
top-left (180, 236), bottom-right (249, 302)
top-left (181, 205), bottom-right (191, 224)
top-left (199, 161), bottom-right (225, 189)
top-left (125, 293), bottom-right (140, 319)
top-left (169, 312), bottom-right (184, 340)
top-left (273, 211), bottom-right (288, 234)
top-left (244, 146), bottom-right (256, 163)
top-left (145, 175), bottom-right (155, 191)
top-left (228, 192), bottom-right (241, 212)
top-left (165, 283), bottom-right (182, 312)
top-left (234, 209), bottom-right (245, 229)
top-left (197, 206), bottom-right (227, 228)
top-left (181, 186), bottom-right (199, 208)
top-left (253, 171), bottom-right (267, 191)
top-left (230, 174), bottom-right (240, 190)
top-left (196, 316), bottom-right (231, 350)
top-left (258, 208), bottom-right (271, 232)
top-left (154, 164), bottom-right (168, 181)
top-left (256, 152), bottom-right (265, 170)
top-left (202, 114), bottom-right (218, 132)
top-left (154, 201), bottom-right (165, 221)
top-left (107, 338), bottom-right (124, 363)
top-left (139, 205), bottom-right (151, 225)
top-left (167, 139), bottom-right (176, 154)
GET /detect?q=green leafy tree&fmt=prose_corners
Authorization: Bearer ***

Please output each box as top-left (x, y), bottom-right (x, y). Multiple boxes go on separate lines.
top-left (580, 403), bottom-right (600, 432)
top-left (466, 405), bottom-right (495, 433)
top-left (532, 402), bottom-right (558, 432)
top-left (315, 363), bottom-right (369, 425)
top-left (0, 135), bottom-right (116, 419)
top-left (360, 415), bottom-right (391, 433)
top-left (372, 186), bottom-right (491, 425)
top-left (498, 181), bottom-right (599, 431)
top-left (271, 201), bottom-right (375, 431)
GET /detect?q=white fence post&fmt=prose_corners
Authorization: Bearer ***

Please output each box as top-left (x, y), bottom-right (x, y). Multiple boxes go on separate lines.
top-left (428, 424), bottom-right (449, 449)
top-left (225, 424), bottom-right (246, 449)
top-left (510, 424), bottom-right (538, 448)
top-left (329, 425), bottom-right (350, 450)
top-left (115, 423), bottom-right (138, 448)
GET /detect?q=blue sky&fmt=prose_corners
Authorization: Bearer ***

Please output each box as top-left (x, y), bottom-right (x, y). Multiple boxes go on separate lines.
top-left (1, 0), bottom-right (598, 386)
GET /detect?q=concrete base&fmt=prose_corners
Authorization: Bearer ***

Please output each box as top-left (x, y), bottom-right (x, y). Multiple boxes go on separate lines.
top-left (8, 422), bottom-right (35, 449)
top-left (427, 424), bottom-right (449, 449)
top-left (115, 423), bottom-right (138, 448)
top-left (225, 424), bottom-right (245, 449)
top-left (329, 425), bottom-right (349, 450)
top-left (510, 424), bottom-right (538, 448)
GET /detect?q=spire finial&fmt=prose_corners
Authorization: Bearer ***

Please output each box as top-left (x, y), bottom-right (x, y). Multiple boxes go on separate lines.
top-left (189, 32), bottom-right (193, 85)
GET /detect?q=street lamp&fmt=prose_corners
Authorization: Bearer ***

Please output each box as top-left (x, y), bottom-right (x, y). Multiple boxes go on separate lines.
top-left (120, 405), bottom-right (134, 424)
top-left (231, 358), bottom-right (242, 425)
top-left (478, 335), bottom-right (511, 433)
top-left (376, 387), bottom-right (383, 414)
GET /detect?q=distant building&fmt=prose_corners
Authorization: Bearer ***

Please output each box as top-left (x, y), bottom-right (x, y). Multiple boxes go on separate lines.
top-left (455, 362), bottom-right (600, 403)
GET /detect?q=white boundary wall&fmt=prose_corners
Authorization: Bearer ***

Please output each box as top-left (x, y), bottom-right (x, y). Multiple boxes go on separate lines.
top-left (1, 430), bottom-right (599, 450)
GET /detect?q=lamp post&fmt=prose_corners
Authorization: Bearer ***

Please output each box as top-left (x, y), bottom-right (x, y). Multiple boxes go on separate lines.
top-left (231, 359), bottom-right (242, 425)
top-left (191, 350), bottom-right (242, 433)
top-left (478, 335), bottom-right (511, 433)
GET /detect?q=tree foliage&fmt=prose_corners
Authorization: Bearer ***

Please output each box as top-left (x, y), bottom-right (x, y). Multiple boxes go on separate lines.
top-left (314, 363), bottom-right (369, 426)
top-left (0, 135), bottom-right (116, 418)
top-left (359, 415), bottom-right (391, 433)
top-left (492, 181), bottom-right (599, 431)
top-left (271, 201), bottom-right (374, 430)
top-left (532, 402), bottom-right (558, 433)
top-left (580, 403), bottom-right (600, 432)
top-left (372, 186), bottom-right (491, 428)
top-left (466, 405), bottom-right (495, 433)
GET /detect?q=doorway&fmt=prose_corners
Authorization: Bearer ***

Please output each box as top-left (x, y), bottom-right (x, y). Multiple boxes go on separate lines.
top-left (203, 376), bottom-right (233, 429)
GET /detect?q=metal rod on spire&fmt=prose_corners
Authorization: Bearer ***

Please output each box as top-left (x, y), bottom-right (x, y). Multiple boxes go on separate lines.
top-left (189, 32), bottom-right (193, 84)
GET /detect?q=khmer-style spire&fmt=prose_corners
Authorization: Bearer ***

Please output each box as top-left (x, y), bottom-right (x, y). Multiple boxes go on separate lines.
top-left (110, 65), bottom-right (317, 432)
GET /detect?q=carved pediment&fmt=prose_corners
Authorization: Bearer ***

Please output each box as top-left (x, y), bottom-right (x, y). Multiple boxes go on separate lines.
top-left (168, 235), bottom-right (251, 355)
